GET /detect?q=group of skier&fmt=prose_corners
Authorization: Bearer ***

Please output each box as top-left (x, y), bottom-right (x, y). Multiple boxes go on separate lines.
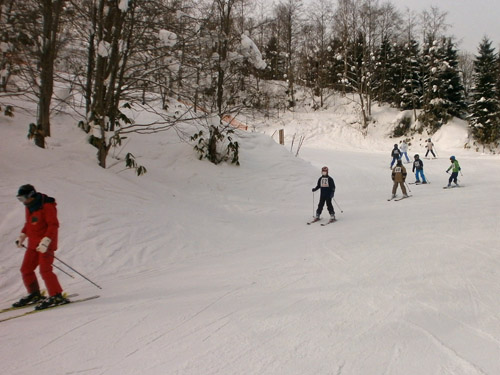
top-left (391, 138), bottom-right (437, 168)
top-left (311, 139), bottom-right (462, 222)
top-left (390, 139), bottom-right (462, 198)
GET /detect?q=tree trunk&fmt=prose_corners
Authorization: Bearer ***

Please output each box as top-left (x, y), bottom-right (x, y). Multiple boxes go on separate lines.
top-left (35, 0), bottom-right (64, 148)
top-left (85, 3), bottom-right (97, 119)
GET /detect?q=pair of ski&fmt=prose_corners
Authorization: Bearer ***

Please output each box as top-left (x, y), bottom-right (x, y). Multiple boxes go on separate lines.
top-left (307, 218), bottom-right (337, 226)
top-left (0, 293), bottom-right (100, 323)
top-left (387, 195), bottom-right (412, 201)
top-left (443, 185), bottom-right (463, 189)
top-left (409, 182), bottom-right (430, 185)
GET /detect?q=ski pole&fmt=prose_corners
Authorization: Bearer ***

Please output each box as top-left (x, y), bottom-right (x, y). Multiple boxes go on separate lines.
top-left (405, 182), bottom-right (412, 193)
top-left (333, 198), bottom-right (344, 213)
top-left (312, 191), bottom-right (315, 217)
top-left (53, 263), bottom-right (75, 278)
top-left (54, 255), bottom-right (103, 290)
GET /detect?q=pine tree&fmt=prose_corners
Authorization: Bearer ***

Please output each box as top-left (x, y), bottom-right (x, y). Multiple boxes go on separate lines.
top-left (263, 36), bottom-right (285, 80)
top-left (420, 38), bottom-right (448, 132)
top-left (496, 54), bottom-right (500, 104)
top-left (441, 38), bottom-right (466, 118)
top-left (399, 39), bottom-right (422, 118)
top-left (373, 37), bottom-right (398, 106)
top-left (468, 38), bottom-right (500, 145)
top-left (324, 38), bottom-right (344, 92)
top-left (419, 38), bottom-right (464, 132)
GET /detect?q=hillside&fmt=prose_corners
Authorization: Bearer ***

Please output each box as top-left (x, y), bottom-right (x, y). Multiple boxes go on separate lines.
top-left (1, 97), bottom-right (500, 375)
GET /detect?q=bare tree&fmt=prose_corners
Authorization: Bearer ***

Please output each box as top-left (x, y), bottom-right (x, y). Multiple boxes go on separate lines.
top-left (303, 0), bottom-right (333, 108)
top-left (420, 6), bottom-right (449, 43)
top-left (333, 0), bottom-right (359, 96)
top-left (35, 0), bottom-right (66, 148)
top-left (7, 0), bottom-right (67, 147)
top-left (274, 0), bottom-right (303, 108)
top-left (458, 51), bottom-right (474, 101)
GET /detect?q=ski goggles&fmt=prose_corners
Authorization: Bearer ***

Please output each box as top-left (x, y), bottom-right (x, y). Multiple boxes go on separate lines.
top-left (17, 195), bottom-right (29, 203)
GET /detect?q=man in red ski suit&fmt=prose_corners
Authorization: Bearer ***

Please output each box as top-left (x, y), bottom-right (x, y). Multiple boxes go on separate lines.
top-left (14, 184), bottom-right (69, 309)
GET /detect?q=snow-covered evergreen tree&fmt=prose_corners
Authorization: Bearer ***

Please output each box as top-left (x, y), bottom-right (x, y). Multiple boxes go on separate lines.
top-left (372, 37), bottom-right (398, 106)
top-left (468, 38), bottom-right (500, 145)
top-left (441, 38), bottom-right (466, 118)
top-left (420, 38), bottom-right (448, 132)
top-left (399, 39), bottom-right (422, 119)
top-left (420, 37), bottom-right (464, 132)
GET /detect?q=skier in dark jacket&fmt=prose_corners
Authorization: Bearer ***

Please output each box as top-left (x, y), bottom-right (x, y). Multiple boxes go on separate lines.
top-left (14, 184), bottom-right (69, 310)
top-left (312, 166), bottom-right (336, 220)
top-left (412, 154), bottom-right (427, 183)
top-left (390, 144), bottom-right (401, 168)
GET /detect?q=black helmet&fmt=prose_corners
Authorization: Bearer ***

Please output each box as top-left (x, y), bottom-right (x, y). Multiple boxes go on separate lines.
top-left (17, 184), bottom-right (36, 199)
top-left (414, 154), bottom-right (419, 158)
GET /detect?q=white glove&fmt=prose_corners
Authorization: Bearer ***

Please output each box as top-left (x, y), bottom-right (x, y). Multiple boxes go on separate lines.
top-left (36, 237), bottom-right (52, 253)
top-left (16, 233), bottom-right (27, 248)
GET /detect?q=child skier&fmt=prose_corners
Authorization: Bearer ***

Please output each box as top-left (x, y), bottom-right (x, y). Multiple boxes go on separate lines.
top-left (412, 154), bottom-right (427, 184)
top-left (390, 144), bottom-right (401, 168)
top-left (446, 156), bottom-right (461, 187)
top-left (391, 160), bottom-right (408, 199)
top-left (312, 166), bottom-right (336, 221)
top-left (400, 141), bottom-right (410, 163)
top-left (425, 138), bottom-right (436, 158)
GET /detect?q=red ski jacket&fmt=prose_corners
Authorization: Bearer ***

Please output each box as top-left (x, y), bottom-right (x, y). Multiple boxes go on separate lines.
top-left (21, 193), bottom-right (59, 251)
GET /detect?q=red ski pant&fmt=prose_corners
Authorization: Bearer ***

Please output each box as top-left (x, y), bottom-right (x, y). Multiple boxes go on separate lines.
top-left (20, 248), bottom-right (62, 297)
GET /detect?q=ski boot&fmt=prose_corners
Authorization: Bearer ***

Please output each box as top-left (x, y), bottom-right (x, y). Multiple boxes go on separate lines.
top-left (12, 291), bottom-right (44, 307)
top-left (35, 293), bottom-right (70, 310)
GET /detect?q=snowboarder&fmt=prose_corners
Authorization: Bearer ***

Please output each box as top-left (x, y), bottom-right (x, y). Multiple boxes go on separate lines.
top-left (391, 160), bottom-right (408, 198)
top-left (446, 156), bottom-right (461, 187)
top-left (400, 140), bottom-right (410, 163)
top-left (412, 154), bottom-right (427, 183)
top-left (312, 166), bottom-right (336, 220)
top-left (425, 138), bottom-right (436, 158)
top-left (390, 144), bottom-right (401, 168)
top-left (14, 184), bottom-right (69, 310)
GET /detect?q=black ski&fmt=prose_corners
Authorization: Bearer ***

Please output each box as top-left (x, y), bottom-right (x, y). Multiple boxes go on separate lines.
top-left (394, 195), bottom-right (412, 201)
top-left (307, 218), bottom-right (321, 225)
top-left (443, 185), bottom-right (463, 189)
top-left (409, 182), bottom-right (430, 185)
top-left (0, 293), bottom-right (77, 315)
top-left (0, 295), bottom-right (98, 323)
top-left (321, 219), bottom-right (337, 226)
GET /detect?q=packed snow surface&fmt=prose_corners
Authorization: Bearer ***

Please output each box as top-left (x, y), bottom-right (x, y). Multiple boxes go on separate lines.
top-left (1, 97), bottom-right (500, 375)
